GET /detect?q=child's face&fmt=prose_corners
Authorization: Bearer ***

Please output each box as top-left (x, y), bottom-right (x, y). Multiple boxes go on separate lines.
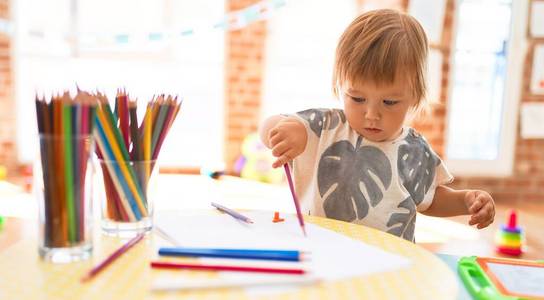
top-left (341, 79), bottom-right (416, 142)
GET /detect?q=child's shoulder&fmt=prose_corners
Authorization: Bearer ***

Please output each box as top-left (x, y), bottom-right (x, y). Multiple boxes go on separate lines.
top-left (401, 127), bottom-right (429, 144)
top-left (397, 127), bottom-right (441, 163)
top-left (294, 108), bottom-right (346, 138)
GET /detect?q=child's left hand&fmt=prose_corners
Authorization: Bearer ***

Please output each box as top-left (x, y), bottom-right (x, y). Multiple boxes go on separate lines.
top-left (464, 190), bottom-right (495, 229)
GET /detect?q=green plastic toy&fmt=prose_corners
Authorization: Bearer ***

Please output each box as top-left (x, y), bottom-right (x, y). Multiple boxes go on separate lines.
top-left (458, 256), bottom-right (544, 300)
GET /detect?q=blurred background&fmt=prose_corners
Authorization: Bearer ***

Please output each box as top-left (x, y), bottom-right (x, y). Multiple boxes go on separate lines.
top-left (0, 0), bottom-right (543, 257)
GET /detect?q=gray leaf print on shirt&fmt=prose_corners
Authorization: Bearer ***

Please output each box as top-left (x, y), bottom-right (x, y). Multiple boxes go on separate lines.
top-left (318, 136), bottom-right (392, 222)
top-left (397, 129), bottom-right (439, 205)
top-left (297, 109), bottom-right (346, 137)
top-left (386, 197), bottom-right (416, 241)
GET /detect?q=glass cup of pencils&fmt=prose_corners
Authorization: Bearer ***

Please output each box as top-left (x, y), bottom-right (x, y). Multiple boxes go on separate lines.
top-left (93, 91), bottom-right (181, 236)
top-left (97, 159), bottom-right (158, 236)
top-left (35, 134), bottom-right (95, 263)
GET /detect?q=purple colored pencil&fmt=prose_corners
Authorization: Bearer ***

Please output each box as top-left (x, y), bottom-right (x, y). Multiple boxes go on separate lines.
top-left (211, 202), bottom-right (253, 224)
top-left (283, 164), bottom-right (306, 237)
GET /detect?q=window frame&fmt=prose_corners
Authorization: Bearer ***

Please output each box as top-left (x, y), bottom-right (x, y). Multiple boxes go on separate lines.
top-left (444, 0), bottom-right (529, 177)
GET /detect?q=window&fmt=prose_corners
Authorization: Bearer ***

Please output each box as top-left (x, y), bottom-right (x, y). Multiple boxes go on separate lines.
top-left (261, 0), bottom-right (356, 117)
top-left (444, 0), bottom-right (528, 176)
top-left (15, 0), bottom-right (225, 168)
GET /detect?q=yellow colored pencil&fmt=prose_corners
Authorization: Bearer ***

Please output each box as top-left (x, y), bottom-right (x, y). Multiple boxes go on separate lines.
top-left (96, 107), bottom-right (148, 218)
top-left (143, 104), bottom-right (152, 181)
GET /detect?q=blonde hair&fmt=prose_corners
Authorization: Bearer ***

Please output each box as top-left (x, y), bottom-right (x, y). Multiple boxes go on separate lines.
top-left (332, 9), bottom-right (429, 113)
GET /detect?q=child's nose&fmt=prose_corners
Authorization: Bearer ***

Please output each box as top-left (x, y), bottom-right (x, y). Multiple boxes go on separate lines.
top-left (365, 105), bottom-right (380, 121)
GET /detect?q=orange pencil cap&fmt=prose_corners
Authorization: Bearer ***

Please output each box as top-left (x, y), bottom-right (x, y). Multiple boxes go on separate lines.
top-left (272, 211), bottom-right (284, 223)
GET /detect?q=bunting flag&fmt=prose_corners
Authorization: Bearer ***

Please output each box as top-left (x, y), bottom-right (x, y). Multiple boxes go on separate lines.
top-left (0, 0), bottom-right (287, 45)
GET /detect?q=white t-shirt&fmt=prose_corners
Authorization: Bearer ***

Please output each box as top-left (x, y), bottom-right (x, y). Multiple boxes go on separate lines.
top-left (289, 108), bottom-right (453, 241)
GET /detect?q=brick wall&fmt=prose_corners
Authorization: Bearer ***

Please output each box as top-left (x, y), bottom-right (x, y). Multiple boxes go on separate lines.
top-left (0, 0), bottom-right (16, 176)
top-left (224, 0), bottom-right (267, 172)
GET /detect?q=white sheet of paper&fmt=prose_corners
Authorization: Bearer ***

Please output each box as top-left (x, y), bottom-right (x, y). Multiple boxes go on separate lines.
top-left (155, 211), bottom-right (411, 281)
top-left (530, 44), bottom-right (544, 95)
top-left (521, 102), bottom-right (544, 139)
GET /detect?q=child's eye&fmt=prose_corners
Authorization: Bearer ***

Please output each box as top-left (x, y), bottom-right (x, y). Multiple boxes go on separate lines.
top-left (351, 97), bottom-right (366, 103)
top-left (383, 99), bottom-right (399, 106)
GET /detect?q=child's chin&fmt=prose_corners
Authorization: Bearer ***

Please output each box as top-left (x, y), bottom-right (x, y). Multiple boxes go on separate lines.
top-left (358, 131), bottom-right (389, 142)
top-left (359, 134), bottom-right (386, 142)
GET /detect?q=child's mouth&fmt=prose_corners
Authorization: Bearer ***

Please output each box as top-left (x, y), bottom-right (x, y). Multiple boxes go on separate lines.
top-left (364, 127), bottom-right (382, 133)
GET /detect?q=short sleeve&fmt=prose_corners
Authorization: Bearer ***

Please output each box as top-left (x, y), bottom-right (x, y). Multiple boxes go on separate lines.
top-left (396, 128), bottom-right (454, 212)
top-left (292, 108), bottom-right (347, 139)
top-left (417, 158), bottom-right (454, 212)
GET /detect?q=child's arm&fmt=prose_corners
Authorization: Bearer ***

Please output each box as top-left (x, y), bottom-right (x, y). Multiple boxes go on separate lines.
top-left (422, 185), bottom-right (495, 229)
top-left (259, 115), bottom-right (307, 168)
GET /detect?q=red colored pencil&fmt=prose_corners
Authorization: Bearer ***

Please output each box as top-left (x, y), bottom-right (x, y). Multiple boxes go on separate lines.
top-left (150, 261), bottom-right (306, 275)
top-left (81, 233), bottom-right (145, 282)
top-left (283, 164), bottom-right (307, 237)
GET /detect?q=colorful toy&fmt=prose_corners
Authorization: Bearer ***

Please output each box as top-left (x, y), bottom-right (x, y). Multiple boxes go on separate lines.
top-left (272, 211), bottom-right (284, 223)
top-left (234, 133), bottom-right (283, 184)
top-left (495, 210), bottom-right (524, 257)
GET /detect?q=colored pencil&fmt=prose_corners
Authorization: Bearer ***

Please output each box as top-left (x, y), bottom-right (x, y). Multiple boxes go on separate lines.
top-left (158, 247), bottom-right (305, 262)
top-left (81, 233), bottom-right (145, 282)
top-left (150, 261), bottom-right (306, 275)
top-left (284, 164), bottom-right (306, 237)
top-left (63, 101), bottom-right (76, 242)
top-left (211, 202), bottom-right (253, 224)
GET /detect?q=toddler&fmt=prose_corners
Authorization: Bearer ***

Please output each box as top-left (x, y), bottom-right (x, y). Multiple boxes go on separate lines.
top-left (259, 9), bottom-right (495, 241)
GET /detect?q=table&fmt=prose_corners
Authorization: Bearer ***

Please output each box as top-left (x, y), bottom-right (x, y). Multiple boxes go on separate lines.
top-left (0, 212), bottom-right (458, 299)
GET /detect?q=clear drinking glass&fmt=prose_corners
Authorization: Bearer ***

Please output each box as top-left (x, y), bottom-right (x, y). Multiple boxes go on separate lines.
top-left (97, 159), bottom-right (157, 236)
top-left (36, 134), bottom-right (94, 263)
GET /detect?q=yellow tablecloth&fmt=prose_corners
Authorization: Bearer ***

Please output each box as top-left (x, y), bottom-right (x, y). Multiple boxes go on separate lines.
top-left (0, 213), bottom-right (457, 300)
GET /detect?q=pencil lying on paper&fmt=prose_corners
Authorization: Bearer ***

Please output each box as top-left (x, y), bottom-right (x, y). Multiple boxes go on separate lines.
top-left (283, 164), bottom-right (306, 236)
top-left (81, 233), bottom-right (145, 282)
top-left (158, 247), bottom-right (306, 262)
top-left (150, 261), bottom-right (306, 275)
top-left (211, 202), bottom-right (253, 224)
top-left (151, 275), bottom-right (319, 291)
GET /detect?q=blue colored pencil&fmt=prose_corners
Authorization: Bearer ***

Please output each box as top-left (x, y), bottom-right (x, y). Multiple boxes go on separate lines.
top-left (211, 202), bottom-right (253, 224)
top-left (158, 247), bottom-right (305, 262)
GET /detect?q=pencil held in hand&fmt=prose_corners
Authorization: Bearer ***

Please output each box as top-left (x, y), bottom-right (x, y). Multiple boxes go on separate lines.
top-left (283, 164), bottom-right (306, 237)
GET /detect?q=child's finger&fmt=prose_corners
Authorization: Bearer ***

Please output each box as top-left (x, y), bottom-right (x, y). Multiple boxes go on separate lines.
top-left (477, 218), bottom-right (493, 229)
top-left (468, 198), bottom-right (484, 214)
top-left (470, 204), bottom-right (493, 225)
top-left (272, 154), bottom-right (290, 168)
top-left (271, 141), bottom-right (290, 158)
top-left (268, 131), bottom-right (285, 147)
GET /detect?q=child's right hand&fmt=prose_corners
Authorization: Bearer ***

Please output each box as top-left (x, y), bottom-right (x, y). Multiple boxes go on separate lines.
top-left (268, 118), bottom-right (307, 168)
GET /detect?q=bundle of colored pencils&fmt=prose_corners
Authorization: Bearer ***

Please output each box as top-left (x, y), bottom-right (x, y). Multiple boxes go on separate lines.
top-left (35, 91), bottom-right (97, 248)
top-left (95, 90), bottom-right (181, 223)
